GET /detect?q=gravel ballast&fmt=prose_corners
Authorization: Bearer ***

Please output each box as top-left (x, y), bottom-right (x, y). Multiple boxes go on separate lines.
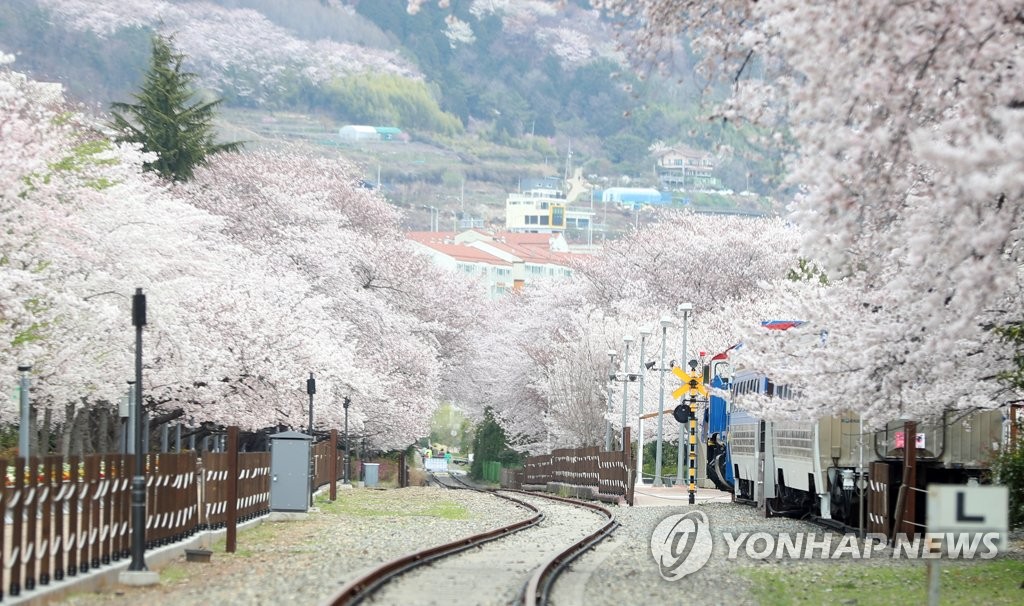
top-left (58, 486), bottom-right (1023, 605)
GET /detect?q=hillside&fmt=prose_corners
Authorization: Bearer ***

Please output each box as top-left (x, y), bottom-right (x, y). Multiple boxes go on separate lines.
top-left (1, 0), bottom-right (781, 235)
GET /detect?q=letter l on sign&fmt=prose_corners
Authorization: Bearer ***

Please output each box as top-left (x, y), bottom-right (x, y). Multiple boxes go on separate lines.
top-left (927, 485), bottom-right (1008, 552)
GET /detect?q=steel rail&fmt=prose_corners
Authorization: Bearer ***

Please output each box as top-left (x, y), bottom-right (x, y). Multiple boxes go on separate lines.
top-left (441, 476), bottom-right (621, 605)
top-left (507, 490), bottom-right (618, 606)
top-left (321, 481), bottom-right (542, 606)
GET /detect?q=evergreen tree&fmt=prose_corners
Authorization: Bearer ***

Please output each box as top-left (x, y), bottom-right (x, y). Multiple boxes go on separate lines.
top-left (470, 408), bottom-right (507, 480)
top-left (110, 33), bottom-right (240, 182)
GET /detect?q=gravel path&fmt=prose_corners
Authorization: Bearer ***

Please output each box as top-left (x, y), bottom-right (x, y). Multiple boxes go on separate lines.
top-left (58, 487), bottom-right (1024, 606)
top-left (555, 502), bottom-right (820, 606)
top-left (560, 502), bottom-right (1024, 606)
top-left (60, 486), bottom-right (529, 606)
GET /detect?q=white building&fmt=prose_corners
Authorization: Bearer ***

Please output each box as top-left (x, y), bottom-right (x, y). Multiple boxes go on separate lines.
top-left (338, 125), bottom-right (380, 141)
top-left (504, 175), bottom-right (595, 234)
top-left (408, 230), bottom-right (582, 299)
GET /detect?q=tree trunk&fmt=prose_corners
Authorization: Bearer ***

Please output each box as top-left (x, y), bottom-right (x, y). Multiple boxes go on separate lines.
top-left (69, 406), bottom-right (89, 457)
top-left (59, 402), bottom-right (76, 456)
top-left (39, 406), bottom-right (52, 455)
top-left (97, 405), bottom-right (110, 454)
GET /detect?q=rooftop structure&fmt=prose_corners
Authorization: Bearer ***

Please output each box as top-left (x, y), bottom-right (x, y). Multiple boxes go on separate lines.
top-left (504, 173), bottom-right (595, 236)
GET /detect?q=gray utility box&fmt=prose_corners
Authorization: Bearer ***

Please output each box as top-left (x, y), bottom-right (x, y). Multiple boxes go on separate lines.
top-left (269, 430), bottom-right (313, 512)
top-left (364, 463), bottom-right (379, 487)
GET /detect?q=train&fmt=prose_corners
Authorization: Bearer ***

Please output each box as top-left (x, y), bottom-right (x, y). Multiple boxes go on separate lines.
top-left (700, 329), bottom-right (1014, 535)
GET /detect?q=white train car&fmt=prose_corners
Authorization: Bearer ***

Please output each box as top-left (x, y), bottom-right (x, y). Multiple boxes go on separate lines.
top-left (725, 369), bottom-right (1005, 530)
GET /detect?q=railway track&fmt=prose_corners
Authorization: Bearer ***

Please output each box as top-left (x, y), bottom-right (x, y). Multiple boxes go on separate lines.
top-left (322, 472), bottom-right (617, 606)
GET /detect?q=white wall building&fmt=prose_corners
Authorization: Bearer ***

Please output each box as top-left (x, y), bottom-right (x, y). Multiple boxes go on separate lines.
top-left (408, 230), bottom-right (582, 299)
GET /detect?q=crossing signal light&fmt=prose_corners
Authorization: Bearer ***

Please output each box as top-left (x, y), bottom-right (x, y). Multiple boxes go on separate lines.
top-left (673, 404), bottom-right (692, 424)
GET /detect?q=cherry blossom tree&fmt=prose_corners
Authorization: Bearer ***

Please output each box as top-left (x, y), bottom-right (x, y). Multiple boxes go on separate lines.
top-left (183, 150), bottom-right (487, 448)
top-left (452, 212), bottom-right (801, 451)
top-left (36, 0), bottom-right (421, 104)
top-left (3, 61), bottom-right (484, 451)
top-left (590, 0), bottom-right (1024, 423)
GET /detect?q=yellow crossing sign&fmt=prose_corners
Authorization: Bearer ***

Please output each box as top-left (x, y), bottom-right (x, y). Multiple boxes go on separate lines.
top-left (671, 367), bottom-right (707, 400)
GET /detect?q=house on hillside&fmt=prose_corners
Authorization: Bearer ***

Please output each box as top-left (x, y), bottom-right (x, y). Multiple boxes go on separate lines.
top-left (653, 145), bottom-right (720, 191)
top-left (501, 174), bottom-right (593, 235)
top-left (407, 229), bottom-right (583, 299)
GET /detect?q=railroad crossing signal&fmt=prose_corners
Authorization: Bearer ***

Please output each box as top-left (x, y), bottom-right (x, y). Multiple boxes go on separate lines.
top-left (671, 367), bottom-right (707, 400)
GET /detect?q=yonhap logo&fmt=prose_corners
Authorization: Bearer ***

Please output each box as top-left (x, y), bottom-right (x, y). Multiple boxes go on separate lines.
top-left (650, 511), bottom-right (713, 580)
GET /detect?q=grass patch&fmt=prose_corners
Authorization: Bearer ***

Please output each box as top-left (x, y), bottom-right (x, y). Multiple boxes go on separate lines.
top-left (422, 501), bottom-right (470, 520)
top-left (744, 559), bottom-right (1024, 605)
top-left (317, 492), bottom-right (468, 519)
top-left (160, 564), bottom-right (189, 584)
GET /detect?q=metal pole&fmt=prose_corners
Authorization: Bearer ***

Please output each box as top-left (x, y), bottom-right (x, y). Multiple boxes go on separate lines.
top-left (620, 338), bottom-right (632, 450)
top-left (859, 415), bottom-right (865, 537)
top-left (927, 560), bottom-right (941, 606)
top-left (126, 381), bottom-right (136, 455)
top-left (306, 373), bottom-right (316, 507)
top-left (654, 321), bottom-right (669, 487)
top-left (175, 423), bottom-right (181, 453)
top-left (18, 365), bottom-right (31, 457)
top-left (343, 397), bottom-right (350, 484)
top-left (129, 288), bottom-right (148, 572)
top-left (604, 351), bottom-right (615, 451)
top-left (677, 309), bottom-right (689, 485)
top-left (307, 372), bottom-right (315, 436)
top-left (635, 332), bottom-right (648, 485)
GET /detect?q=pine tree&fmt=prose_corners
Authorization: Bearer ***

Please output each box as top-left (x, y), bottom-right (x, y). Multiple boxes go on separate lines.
top-left (470, 408), bottom-right (507, 480)
top-left (110, 34), bottom-right (240, 182)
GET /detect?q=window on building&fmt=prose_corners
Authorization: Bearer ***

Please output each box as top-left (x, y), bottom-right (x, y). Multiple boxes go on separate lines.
top-left (540, 215), bottom-right (549, 225)
top-left (526, 215), bottom-right (539, 225)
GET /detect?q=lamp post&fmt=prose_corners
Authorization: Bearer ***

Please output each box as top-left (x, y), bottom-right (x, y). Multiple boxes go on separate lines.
top-left (306, 372), bottom-right (316, 436)
top-left (306, 372), bottom-right (316, 507)
top-left (343, 396), bottom-right (351, 484)
top-left (18, 364), bottom-right (30, 457)
top-left (129, 288), bottom-right (148, 573)
top-left (604, 349), bottom-right (616, 451)
top-left (620, 336), bottom-right (633, 449)
top-left (635, 328), bottom-right (651, 485)
top-left (654, 316), bottom-right (672, 487)
top-left (677, 303), bottom-right (692, 486)
top-left (418, 205), bottom-right (438, 231)
top-left (119, 382), bottom-right (132, 454)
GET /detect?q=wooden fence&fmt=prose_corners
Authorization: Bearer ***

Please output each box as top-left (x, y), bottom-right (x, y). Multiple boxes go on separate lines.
top-left (310, 435), bottom-right (407, 492)
top-left (0, 434), bottom-right (397, 601)
top-left (0, 449), bottom-right (278, 600)
top-left (509, 428), bottom-right (634, 505)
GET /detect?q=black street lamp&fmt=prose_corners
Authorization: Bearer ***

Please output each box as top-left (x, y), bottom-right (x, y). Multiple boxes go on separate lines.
top-left (306, 372), bottom-right (316, 507)
top-left (129, 288), bottom-right (148, 572)
top-left (343, 396), bottom-right (351, 483)
top-left (306, 372), bottom-right (316, 435)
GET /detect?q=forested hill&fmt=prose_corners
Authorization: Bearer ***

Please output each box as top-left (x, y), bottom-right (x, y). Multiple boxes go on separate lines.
top-left (0, 0), bottom-right (780, 195)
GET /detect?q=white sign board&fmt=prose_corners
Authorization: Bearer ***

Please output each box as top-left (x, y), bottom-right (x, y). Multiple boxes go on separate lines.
top-left (926, 485), bottom-right (1008, 551)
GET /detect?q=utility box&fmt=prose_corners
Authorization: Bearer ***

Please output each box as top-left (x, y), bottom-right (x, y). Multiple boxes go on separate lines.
top-left (269, 430), bottom-right (313, 511)
top-left (364, 463), bottom-right (380, 487)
